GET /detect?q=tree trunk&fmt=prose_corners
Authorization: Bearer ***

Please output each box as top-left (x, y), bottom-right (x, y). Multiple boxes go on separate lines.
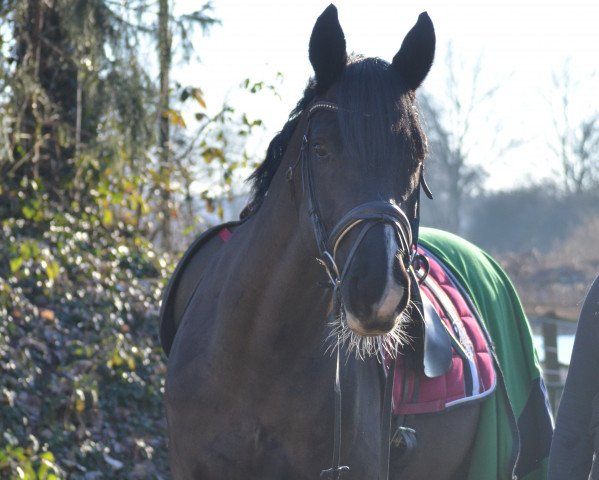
top-left (10, 0), bottom-right (78, 196)
top-left (158, 0), bottom-right (172, 249)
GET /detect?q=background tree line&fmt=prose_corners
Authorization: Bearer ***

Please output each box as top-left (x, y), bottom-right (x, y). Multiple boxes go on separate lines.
top-left (419, 47), bottom-right (599, 252)
top-left (418, 48), bottom-right (598, 319)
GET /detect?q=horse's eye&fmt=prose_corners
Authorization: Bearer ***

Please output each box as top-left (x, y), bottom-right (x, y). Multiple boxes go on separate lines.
top-left (313, 143), bottom-right (329, 159)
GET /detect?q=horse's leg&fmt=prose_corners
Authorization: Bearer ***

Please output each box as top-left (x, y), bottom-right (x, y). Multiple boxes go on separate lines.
top-left (390, 403), bottom-right (481, 480)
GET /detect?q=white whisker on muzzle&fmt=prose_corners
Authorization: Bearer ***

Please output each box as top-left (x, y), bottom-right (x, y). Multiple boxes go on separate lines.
top-left (324, 300), bottom-right (417, 361)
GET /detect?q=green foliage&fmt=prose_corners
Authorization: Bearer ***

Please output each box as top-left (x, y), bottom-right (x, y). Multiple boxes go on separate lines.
top-left (0, 446), bottom-right (62, 479)
top-left (171, 77), bottom-right (273, 224)
top-left (0, 0), bottom-right (159, 204)
top-left (0, 2), bottom-right (273, 475)
top-left (0, 205), bottom-right (173, 478)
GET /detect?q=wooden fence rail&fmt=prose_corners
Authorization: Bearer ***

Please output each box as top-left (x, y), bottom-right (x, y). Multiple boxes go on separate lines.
top-left (528, 315), bottom-right (577, 415)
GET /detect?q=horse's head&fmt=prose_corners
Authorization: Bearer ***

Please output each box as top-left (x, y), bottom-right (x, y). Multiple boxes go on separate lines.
top-left (250, 5), bottom-right (435, 354)
top-left (304, 6), bottom-right (434, 340)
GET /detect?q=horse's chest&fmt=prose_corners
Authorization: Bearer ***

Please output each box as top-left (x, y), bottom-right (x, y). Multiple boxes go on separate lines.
top-left (167, 369), bottom-right (332, 479)
top-left (190, 410), bottom-right (322, 480)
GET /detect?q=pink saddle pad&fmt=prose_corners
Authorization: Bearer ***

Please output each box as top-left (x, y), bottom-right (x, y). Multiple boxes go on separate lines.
top-left (389, 247), bottom-right (496, 415)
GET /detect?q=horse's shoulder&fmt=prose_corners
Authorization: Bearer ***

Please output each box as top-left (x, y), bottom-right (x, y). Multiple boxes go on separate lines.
top-left (160, 220), bottom-right (242, 356)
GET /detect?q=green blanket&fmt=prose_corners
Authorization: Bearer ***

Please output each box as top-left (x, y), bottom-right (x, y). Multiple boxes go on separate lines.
top-left (420, 228), bottom-right (551, 480)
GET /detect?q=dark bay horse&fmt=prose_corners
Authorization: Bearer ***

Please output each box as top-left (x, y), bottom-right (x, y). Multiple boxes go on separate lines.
top-left (160, 6), bottom-right (549, 480)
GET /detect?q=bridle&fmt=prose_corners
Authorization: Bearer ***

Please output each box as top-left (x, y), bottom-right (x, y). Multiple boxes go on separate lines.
top-left (290, 101), bottom-right (418, 294)
top-left (286, 101), bottom-right (432, 480)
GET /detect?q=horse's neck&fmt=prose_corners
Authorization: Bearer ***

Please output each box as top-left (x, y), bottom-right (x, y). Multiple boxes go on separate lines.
top-left (213, 184), bottom-right (332, 368)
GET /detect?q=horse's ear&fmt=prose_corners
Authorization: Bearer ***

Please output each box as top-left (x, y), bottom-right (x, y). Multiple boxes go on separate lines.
top-left (392, 12), bottom-right (435, 91)
top-left (309, 4), bottom-right (347, 93)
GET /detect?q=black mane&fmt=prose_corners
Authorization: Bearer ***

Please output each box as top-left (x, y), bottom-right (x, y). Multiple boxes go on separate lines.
top-left (247, 56), bottom-right (428, 206)
top-left (247, 80), bottom-right (318, 205)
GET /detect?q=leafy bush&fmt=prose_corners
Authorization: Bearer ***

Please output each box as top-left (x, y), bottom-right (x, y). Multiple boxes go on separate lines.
top-left (0, 194), bottom-right (173, 479)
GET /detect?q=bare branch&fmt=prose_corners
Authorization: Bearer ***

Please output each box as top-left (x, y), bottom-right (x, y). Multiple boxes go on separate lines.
top-left (549, 61), bottom-right (599, 193)
top-left (419, 47), bottom-right (508, 233)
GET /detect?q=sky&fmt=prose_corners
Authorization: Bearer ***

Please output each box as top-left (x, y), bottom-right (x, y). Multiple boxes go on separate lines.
top-left (175, 0), bottom-right (599, 191)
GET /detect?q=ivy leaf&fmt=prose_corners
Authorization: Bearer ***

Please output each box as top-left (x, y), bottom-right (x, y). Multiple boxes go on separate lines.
top-left (103, 209), bottom-right (113, 226)
top-left (38, 451), bottom-right (59, 479)
top-left (22, 205), bottom-right (36, 219)
top-left (127, 357), bottom-right (136, 370)
top-left (9, 257), bottom-right (23, 273)
top-left (20, 242), bottom-right (32, 260)
top-left (45, 261), bottom-right (60, 281)
top-left (75, 389), bottom-right (86, 412)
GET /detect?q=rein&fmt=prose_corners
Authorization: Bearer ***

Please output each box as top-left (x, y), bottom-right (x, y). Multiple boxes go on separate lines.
top-left (287, 101), bottom-right (430, 480)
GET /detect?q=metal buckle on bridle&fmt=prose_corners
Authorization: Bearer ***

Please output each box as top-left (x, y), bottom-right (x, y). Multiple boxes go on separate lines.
top-left (286, 134), bottom-right (308, 182)
top-left (411, 251), bottom-right (430, 285)
top-left (317, 251), bottom-right (341, 289)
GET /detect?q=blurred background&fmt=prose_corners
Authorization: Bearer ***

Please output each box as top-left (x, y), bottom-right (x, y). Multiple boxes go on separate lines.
top-left (0, 0), bottom-right (597, 477)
